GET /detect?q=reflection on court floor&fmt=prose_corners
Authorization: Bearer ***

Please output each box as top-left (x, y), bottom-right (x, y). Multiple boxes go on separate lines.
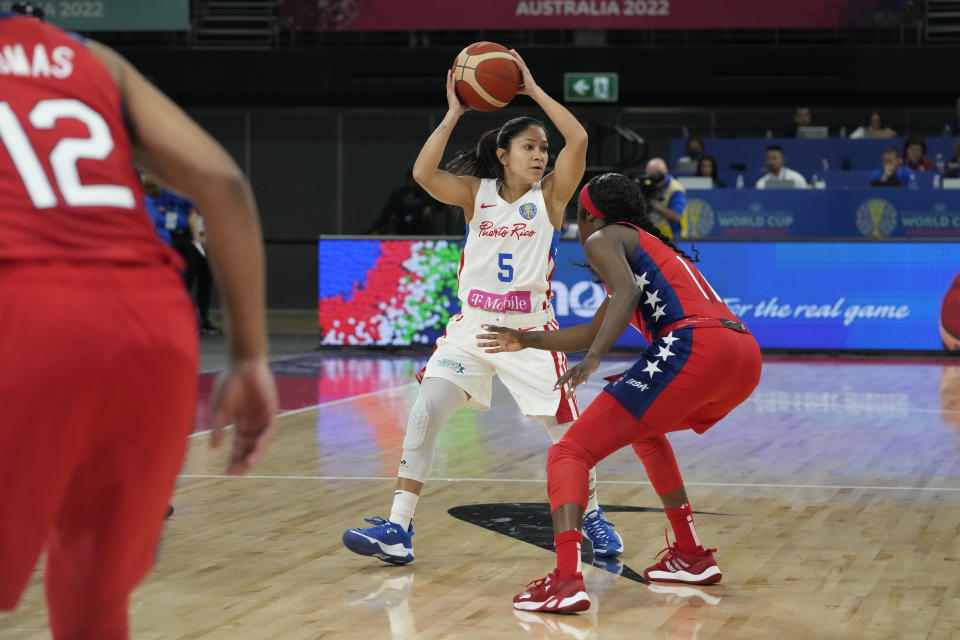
top-left (3, 351), bottom-right (959, 639)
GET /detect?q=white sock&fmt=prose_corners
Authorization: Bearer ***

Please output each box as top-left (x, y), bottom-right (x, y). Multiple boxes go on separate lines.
top-left (586, 491), bottom-right (599, 516)
top-left (389, 490), bottom-right (418, 530)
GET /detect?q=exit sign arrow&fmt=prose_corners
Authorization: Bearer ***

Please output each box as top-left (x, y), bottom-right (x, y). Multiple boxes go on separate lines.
top-left (563, 73), bottom-right (619, 103)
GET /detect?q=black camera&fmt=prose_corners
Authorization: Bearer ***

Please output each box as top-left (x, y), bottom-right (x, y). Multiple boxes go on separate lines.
top-left (636, 172), bottom-right (665, 199)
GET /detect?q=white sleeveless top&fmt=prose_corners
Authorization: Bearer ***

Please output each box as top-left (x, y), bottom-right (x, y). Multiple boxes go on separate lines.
top-left (457, 178), bottom-right (559, 314)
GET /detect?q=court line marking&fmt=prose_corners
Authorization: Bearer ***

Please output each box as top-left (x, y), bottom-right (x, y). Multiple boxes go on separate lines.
top-left (199, 350), bottom-right (319, 375)
top-left (187, 383), bottom-right (416, 439)
top-left (176, 473), bottom-right (960, 492)
top-left (187, 362), bottom-right (627, 439)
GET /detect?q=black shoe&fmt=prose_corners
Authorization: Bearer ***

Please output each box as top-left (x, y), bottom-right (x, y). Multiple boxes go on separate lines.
top-left (200, 321), bottom-right (222, 336)
top-left (165, 505), bottom-right (174, 519)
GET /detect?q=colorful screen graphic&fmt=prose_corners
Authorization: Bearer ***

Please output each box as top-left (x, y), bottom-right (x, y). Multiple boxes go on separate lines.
top-left (319, 239), bottom-right (461, 346)
top-left (319, 238), bottom-right (960, 351)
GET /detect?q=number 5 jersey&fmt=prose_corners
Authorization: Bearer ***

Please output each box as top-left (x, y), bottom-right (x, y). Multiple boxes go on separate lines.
top-left (457, 178), bottom-right (559, 314)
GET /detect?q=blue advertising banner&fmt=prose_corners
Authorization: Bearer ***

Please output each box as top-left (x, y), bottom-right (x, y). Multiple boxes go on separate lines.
top-left (682, 189), bottom-right (960, 238)
top-left (319, 238), bottom-right (960, 351)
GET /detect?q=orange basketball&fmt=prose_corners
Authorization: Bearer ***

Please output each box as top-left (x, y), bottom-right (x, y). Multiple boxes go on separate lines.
top-left (451, 42), bottom-right (521, 112)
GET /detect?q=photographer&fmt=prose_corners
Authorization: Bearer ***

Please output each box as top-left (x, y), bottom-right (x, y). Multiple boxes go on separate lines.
top-left (639, 157), bottom-right (686, 238)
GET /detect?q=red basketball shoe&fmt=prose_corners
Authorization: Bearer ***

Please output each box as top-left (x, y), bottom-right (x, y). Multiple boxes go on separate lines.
top-left (643, 532), bottom-right (722, 585)
top-left (513, 569), bottom-right (591, 613)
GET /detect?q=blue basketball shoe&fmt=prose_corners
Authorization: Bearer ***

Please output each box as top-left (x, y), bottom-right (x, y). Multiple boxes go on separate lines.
top-left (342, 517), bottom-right (414, 565)
top-left (582, 508), bottom-right (623, 557)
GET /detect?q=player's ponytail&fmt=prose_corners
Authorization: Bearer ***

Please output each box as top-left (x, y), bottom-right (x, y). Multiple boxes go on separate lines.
top-left (444, 117), bottom-right (549, 221)
top-left (445, 116), bottom-right (547, 180)
top-left (584, 173), bottom-right (699, 263)
top-left (445, 129), bottom-right (502, 178)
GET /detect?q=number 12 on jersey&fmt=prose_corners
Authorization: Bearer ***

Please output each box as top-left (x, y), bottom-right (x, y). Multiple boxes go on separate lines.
top-left (0, 99), bottom-right (135, 210)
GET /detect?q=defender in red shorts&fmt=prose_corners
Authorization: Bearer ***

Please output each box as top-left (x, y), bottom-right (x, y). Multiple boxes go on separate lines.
top-left (0, 9), bottom-right (277, 638)
top-left (478, 173), bottom-right (762, 613)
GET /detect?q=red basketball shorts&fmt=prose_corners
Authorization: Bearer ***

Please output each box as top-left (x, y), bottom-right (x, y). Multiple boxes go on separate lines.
top-left (0, 262), bottom-right (197, 637)
top-left (548, 326), bottom-right (762, 511)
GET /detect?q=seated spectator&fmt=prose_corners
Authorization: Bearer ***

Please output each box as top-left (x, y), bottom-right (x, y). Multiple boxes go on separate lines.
top-left (756, 145), bottom-right (809, 189)
top-left (903, 136), bottom-right (933, 172)
top-left (784, 107), bottom-right (812, 137)
top-left (850, 111), bottom-right (897, 139)
top-left (870, 147), bottom-right (916, 188)
top-left (696, 154), bottom-right (726, 188)
top-left (945, 136), bottom-right (960, 178)
top-left (676, 136), bottom-right (704, 173)
top-left (644, 157), bottom-right (686, 238)
top-left (948, 97), bottom-right (960, 137)
top-left (366, 169), bottom-right (438, 235)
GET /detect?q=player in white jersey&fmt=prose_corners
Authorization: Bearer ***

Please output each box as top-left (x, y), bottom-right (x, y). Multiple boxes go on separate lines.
top-left (342, 50), bottom-right (624, 564)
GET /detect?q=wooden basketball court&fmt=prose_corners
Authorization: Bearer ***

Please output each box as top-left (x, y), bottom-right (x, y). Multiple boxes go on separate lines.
top-left (2, 353), bottom-right (959, 639)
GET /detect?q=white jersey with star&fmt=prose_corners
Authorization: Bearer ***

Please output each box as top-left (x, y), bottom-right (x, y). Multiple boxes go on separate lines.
top-left (457, 178), bottom-right (559, 314)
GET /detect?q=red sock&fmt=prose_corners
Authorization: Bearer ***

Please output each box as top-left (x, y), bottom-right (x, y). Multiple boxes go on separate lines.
top-left (665, 502), bottom-right (702, 553)
top-left (554, 529), bottom-right (582, 578)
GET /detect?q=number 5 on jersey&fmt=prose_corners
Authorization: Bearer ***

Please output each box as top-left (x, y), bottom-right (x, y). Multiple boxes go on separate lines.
top-left (0, 99), bottom-right (135, 210)
top-left (498, 252), bottom-right (513, 283)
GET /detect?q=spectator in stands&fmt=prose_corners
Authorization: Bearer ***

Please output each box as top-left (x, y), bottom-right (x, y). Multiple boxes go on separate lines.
top-left (850, 111), bottom-right (897, 139)
top-left (676, 136), bottom-right (704, 167)
top-left (366, 169), bottom-right (438, 235)
top-left (948, 97), bottom-right (960, 137)
top-left (903, 136), bottom-right (933, 172)
top-left (696, 154), bottom-right (726, 188)
top-left (871, 147), bottom-right (916, 188)
top-left (644, 157), bottom-right (686, 238)
top-left (945, 136), bottom-right (960, 178)
top-left (784, 107), bottom-right (812, 137)
top-left (756, 145), bottom-right (809, 189)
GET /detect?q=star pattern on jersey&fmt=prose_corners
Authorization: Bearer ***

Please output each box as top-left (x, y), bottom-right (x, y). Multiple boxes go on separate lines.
top-left (634, 272), bottom-right (650, 291)
top-left (641, 359), bottom-right (662, 378)
top-left (661, 332), bottom-right (679, 347)
top-left (651, 304), bottom-right (666, 321)
top-left (644, 289), bottom-right (661, 308)
top-left (654, 344), bottom-right (675, 361)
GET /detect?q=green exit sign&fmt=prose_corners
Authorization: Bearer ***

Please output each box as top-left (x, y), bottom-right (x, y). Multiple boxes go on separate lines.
top-left (564, 73), bottom-right (619, 103)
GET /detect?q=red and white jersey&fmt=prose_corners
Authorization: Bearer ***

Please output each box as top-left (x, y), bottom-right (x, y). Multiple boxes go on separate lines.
top-left (457, 178), bottom-right (560, 314)
top-left (0, 14), bottom-right (177, 266)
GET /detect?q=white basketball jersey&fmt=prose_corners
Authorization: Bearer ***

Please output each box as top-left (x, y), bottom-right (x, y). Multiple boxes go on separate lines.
top-left (457, 178), bottom-right (559, 314)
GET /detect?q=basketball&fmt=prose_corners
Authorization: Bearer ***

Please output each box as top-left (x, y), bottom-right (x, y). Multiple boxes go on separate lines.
top-left (452, 42), bottom-right (521, 112)
top-left (939, 270), bottom-right (960, 350)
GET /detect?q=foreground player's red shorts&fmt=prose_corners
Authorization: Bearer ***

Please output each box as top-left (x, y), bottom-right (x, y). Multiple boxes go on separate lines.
top-left (0, 262), bottom-right (197, 638)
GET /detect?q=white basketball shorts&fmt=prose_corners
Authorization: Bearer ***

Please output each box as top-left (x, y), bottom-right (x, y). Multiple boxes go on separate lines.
top-left (421, 306), bottom-right (580, 421)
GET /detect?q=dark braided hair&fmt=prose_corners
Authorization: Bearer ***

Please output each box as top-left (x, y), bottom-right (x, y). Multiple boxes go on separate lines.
top-left (443, 116), bottom-right (547, 219)
top-left (582, 172), bottom-right (699, 262)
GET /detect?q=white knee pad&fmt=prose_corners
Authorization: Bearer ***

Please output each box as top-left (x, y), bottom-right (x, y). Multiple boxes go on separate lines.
top-left (402, 396), bottom-right (432, 450)
top-left (397, 378), bottom-right (467, 483)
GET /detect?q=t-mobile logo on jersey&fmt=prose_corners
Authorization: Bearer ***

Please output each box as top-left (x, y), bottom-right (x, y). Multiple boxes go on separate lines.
top-left (467, 289), bottom-right (532, 312)
top-left (477, 220), bottom-right (536, 240)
